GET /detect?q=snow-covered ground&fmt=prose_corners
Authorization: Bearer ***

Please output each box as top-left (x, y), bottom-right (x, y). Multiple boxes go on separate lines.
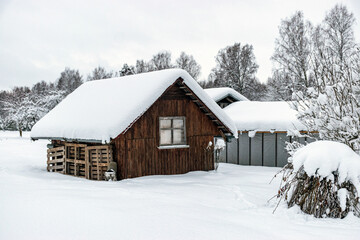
top-left (0, 131), bottom-right (359, 240)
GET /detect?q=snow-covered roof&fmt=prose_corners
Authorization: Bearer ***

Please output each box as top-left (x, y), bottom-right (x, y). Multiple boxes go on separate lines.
top-left (204, 87), bottom-right (249, 102)
top-left (31, 69), bottom-right (237, 143)
top-left (224, 101), bottom-right (305, 132)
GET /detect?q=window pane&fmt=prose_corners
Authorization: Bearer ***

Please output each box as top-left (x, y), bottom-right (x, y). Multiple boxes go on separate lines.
top-left (160, 119), bottom-right (172, 129)
top-left (160, 130), bottom-right (172, 145)
top-left (173, 119), bottom-right (184, 128)
top-left (173, 129), bottom-right (184, 144)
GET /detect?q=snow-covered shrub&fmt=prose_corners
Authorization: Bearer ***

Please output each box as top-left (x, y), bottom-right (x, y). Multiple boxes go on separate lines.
top-left (213, 138), bottom-right (226, 170)
top-left (276, 141), bottom-right (360, 218)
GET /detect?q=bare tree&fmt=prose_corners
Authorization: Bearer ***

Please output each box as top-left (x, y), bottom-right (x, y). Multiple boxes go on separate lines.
top-left (56, 68), bottom-right (83, 96)
top-left (322, 4), bottom-right (356, 63)
top-left (266, 72), bottom-right (293, 100)
top-left (269, 11), bottom-right (313, 100)
top-left (243, 79), bottom-right (268, 101)
top-left (198, 79), bottom-right (216, 89)
top-left (210, 43), bottom-right (259, 99)
top-left (87, 66), bottom-right (113, 81)
top-left (150, 51), bottom-right (173, 70)
top-left (175, 52), bottom-right (201, 80)
top-left (135, 60), bottom-right (152, 74)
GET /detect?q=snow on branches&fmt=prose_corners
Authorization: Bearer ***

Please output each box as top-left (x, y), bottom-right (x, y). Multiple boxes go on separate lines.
top-left (291, 4), bottom-right (360, 151)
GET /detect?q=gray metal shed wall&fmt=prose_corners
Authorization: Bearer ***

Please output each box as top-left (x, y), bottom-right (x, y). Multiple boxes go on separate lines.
top-left (263, 133), bottom-right (276, 166)
top-left (239, 134), bottom-right (250, 165)
top-left (227, 138), bottom-right (238, 164)
top-left (223, 132), bottom-right (311, 167)
top-left (276, 133), bottom-right (290, 167)
top-left (250, 134), bottom-right (262, 166)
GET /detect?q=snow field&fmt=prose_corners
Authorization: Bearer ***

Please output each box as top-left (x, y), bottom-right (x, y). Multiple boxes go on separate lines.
top-left (0, 132), bottom-right (359, 240)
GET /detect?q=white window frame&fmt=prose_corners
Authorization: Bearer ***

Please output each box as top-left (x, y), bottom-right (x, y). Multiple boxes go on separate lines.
top-left (159, 116), bottom-right (187, 147)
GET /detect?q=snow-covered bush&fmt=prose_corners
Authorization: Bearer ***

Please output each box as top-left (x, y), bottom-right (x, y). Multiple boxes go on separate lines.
top-left (276, 141), bottom-right (360, 218)
top-left (213, 138), bottom-right (226, 170)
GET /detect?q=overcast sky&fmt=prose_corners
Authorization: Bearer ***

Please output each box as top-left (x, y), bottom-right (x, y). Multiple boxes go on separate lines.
top-left (0, 0), bottom-right (359, 90)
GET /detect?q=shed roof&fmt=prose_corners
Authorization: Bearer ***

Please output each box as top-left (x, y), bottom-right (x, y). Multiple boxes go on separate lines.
top-left (224, 101), bottom-right (305, 133)
top-left (31, 69), bottom-right (237, 143)
top-left (204, 87), bottom-right (249, 102)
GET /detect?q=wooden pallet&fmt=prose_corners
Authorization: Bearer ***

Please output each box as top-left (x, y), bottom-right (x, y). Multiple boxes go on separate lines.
top-left (64, 143), bottom-right (87, 177)
top-left (47, 146), bottom-right (65, 172)
top-left (87, 145), bottom-right (113, 180)
top-left (47, 143), bottom-right (113, 180)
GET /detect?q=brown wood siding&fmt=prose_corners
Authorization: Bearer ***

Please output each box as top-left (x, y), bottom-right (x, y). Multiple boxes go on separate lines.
top-left (112, 82), bottom-right (222, 180)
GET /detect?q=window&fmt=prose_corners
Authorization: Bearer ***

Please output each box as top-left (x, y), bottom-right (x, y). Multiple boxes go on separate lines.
top-left (159, 117), bottom-right (186, 146)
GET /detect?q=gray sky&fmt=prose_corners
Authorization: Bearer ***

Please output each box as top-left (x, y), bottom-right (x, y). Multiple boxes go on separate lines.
top-left (0, 0), bottom-right (359, 90)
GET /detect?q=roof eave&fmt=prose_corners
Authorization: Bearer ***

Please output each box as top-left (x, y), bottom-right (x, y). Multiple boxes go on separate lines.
top-left (31, 136), bottom-right (103, 144)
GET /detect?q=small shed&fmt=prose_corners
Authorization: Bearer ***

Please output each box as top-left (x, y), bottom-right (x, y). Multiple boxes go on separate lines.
top-left (204, 87), bottom-right (249, 108)
top-left (31, 69), bottom-right (237, 180)
top-left (220, 101), bottom-right (315, 167)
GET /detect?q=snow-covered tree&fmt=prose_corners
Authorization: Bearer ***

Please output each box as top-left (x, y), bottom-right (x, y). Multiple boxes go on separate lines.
top-left (1, 79), bottom-right (66, 135)
top-left (3, 93), bottom-right (44, 136)
top-left (119, 63), bottom-right (135, 76)
top-left (292, 4), bottom-right (359, 151)
top-left (175, 52), bottom-right (201, 80)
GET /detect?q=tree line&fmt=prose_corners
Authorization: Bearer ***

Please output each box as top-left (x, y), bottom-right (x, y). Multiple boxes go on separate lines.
top-left (0, 4), bottom-right (358, 136)
top-left (0, 51), bottom-right (203, 133)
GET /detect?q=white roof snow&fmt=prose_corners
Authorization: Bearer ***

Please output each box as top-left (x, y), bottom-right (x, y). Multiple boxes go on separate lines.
top-left (204, 87), bottom-right (249, 102)
top-left (31, 69), bottom-right (237, 143)
top-left (224, 101), bottom-right (305, 132)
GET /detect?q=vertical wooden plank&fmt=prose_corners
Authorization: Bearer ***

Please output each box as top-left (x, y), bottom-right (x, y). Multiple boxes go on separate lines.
top-left (96, 148), bottom-right (100, 180)
top-left (74, 146), bottom-right (77, 176)
top-left (85, 148), bottom-right (89, 179)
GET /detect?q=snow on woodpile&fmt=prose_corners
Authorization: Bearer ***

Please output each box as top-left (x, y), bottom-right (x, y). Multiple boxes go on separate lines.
top-left (204, 87), bottom-right (249, 102)
top-left (292, 141), bottom-right (360, 193)
top-left (31, 69), bottom-right (237, 143)
top-left (224, 101), bottom-right (305, 133)
top-left (277, 140), bottom-right (360, 218)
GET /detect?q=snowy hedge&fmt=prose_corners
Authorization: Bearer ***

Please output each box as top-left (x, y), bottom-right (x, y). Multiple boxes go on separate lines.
top-left (276, 141), bottom-right (360, 218)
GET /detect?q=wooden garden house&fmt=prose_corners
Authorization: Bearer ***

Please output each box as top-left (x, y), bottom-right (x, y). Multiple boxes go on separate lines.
top-left (31, 69), bottom-right (237, 180)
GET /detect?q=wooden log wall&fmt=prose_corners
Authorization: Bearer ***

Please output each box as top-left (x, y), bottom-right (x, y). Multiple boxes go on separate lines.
top-left (112, 82), bottom-right (222, 179)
